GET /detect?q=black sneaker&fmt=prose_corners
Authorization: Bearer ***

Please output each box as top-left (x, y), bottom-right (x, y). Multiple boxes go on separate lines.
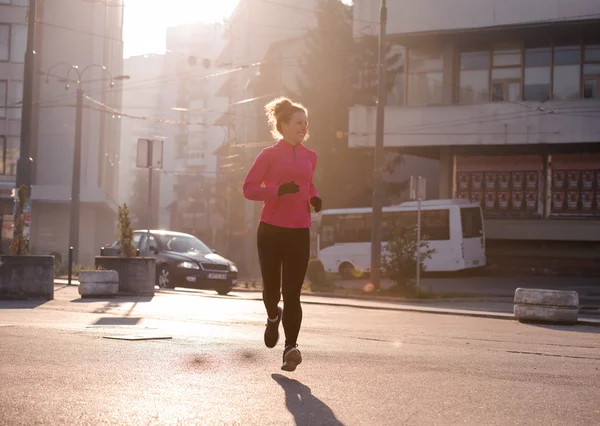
top-left (264, 306), bottom-right (283, 348)
top-left (281, 345), bottom-right (302, 372)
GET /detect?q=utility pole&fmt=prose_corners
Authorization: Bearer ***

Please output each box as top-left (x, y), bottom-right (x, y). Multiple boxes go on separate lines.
top-left (370, 0), bottom-right (387, 291)
top-left (68, 88), bottom-right (84, 264)
top-left (16, 0), bottom-right (37, 194)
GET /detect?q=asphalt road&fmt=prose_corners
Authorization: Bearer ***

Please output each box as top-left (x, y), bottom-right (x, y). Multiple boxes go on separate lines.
top-left (1, 287), bottom-right (599, 425)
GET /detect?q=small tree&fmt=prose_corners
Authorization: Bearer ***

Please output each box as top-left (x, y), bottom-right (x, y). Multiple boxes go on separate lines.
top-left (117, 203), bottom-right (137, 258)
top-left (382, 225), bottom-right (435, 293)
top-left (9, 185), bottom-right (28, 256)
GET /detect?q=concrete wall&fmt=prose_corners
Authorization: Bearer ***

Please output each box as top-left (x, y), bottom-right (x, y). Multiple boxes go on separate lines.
top-left (353, 0), bottom-right (600, 36)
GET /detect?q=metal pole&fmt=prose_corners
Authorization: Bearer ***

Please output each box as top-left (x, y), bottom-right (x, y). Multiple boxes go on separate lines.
top-left (68, 88), bottom-right (84, 265)
top-left (146, 140), bottom-right (153, 250)
top-left (416, 177), bottom-right (421, 291)
top-left (370, 0), bottom-right (387, 290)
top-left (67, 246), bottom-right (73, 286)
top-left (15, 0), bottom-right (37, 192)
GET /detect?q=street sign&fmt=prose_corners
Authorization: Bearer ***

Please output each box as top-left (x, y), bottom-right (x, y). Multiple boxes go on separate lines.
top-left (409, 176), bottom-right (426, 201)
top-left (136, 139), bottom-right (163, 169)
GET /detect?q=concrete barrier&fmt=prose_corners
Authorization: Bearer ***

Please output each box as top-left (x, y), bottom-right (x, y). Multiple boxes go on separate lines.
top-left (94, 257), bottom-right (155, 296)
top-left (78, 270), bottom-right (119, 298)
top-left (0, 255), bottom-right (54, 300)
top-left (514, 288), bottom-right (579, 324)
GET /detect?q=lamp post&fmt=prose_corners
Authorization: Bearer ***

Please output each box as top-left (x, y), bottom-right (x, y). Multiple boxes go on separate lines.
top-left (43, 63), bottom-right (129, 264)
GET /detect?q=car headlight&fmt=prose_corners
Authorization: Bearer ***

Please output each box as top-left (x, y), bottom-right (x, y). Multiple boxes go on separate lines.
top-left (229, 264), bottom-right (238, 272)
top-left (178, 261), bottom-right (199, 270)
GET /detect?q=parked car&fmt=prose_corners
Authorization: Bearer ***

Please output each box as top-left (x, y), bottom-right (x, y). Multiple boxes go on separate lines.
top-left (101, 230), bottom-right (238, 295)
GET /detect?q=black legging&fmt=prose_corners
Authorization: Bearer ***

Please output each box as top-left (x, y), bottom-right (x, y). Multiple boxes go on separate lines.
top-left (257, 221), bottom-right (310, 347)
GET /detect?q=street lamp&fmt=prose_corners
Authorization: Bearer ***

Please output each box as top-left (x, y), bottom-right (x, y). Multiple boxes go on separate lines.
top-left (43, 63), bottom-right (129, 264)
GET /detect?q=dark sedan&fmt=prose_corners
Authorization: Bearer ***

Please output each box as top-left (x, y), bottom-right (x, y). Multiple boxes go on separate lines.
top-left (102, 230), bottom-right (238, 295)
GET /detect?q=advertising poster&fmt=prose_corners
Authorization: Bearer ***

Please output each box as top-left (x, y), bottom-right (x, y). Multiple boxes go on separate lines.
top-left (484, 192), bottom-right (497, 210)
top-left (582, 191), bottom-right (594, 211)
top-left (458, 173), bottom-right (470, 190)
top-left (582, 170), bottom-right (594, 190)
top-left (498, 191), bottom-right (510, 210)
top-left (567, 191), bottom-right (580, 210)
top-left (567, 170), bottom-right (581, 189)
top-left (470, 192), bottom-right (483, 205)
top-left (485, 172), bottom-right (497, 191)
top-left (552, 192), bottom-right (565, 211)
top-left (552, 170), bottom-right (567, 190)
top-left (498, 172), bottom-right (511, 190)
top-left (596, 170), bottom-right (600, 188)
top-left (525, 191), bottom-right (538, 210)
top-left (512, 172), bottom-right (524, 190)
top-left (526, 171), bottom-right (538, 190)
top-left (459, 192), bottom-right (470, 201)
top-left (472, 172), bottom-right (484, 191)
top-left (512, 192), bottom-right (524, 210)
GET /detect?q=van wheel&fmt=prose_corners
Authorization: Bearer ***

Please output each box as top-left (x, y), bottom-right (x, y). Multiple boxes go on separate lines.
top-left (339, 263), bottom-right (356, 280)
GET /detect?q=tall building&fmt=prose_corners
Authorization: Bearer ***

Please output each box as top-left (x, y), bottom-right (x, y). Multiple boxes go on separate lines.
top-left (350, 0), bottom-right (600, 268)
top-left (120, 53), bottom-right (167, 230)
top-left (0, 0), bottom-right (28, 252)
top-left (162, 22), bottom-right (228, 246)
top-left (26, 0), bottom-right (125, 265)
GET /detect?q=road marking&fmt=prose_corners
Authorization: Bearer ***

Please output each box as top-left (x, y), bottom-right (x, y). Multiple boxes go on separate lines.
top-left (103, 335), bottom-right (173, 341)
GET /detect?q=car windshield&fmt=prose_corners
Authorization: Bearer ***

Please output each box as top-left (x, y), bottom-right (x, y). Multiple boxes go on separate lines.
top-left (156, 234), bottom-right (212, 254)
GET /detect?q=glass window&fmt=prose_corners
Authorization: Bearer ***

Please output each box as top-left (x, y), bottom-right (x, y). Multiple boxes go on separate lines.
top-left (5, 137), bottom-right (19, 176)
top-left (10, 25), bottom-right (26, 63)
top-left (584, 44), bottom-right (600, 62)
top-left (0, 137), bottom-right (4, 174)
top-left (553, 65), bottom-right (580, 100)
top-left (0, 25), bottom-right (9, 61)
top-left (387, 45), bottom-right (405, 106)
top-left (493, 48), bottom-right (521, 67)
top-left (492, 81), bottom-right (521, 102)
top-left (584, 78), bottom-right (599, 99)
top-left (407, 49), bottom-right (443, 106)
top-left (584, 64), bottom-right (600, 76)
top-left (459, 51), bottom-right (489, 104)
top-left (0, 81), bottom-right (6, 118)
top-left (7, 80), bottom-right (22, 119)
top-left (461, 207), bottom-right (483, 239)
top-left (553, 46), bottom-right (581, 101)
top-left (422, 210), bottom-right (450, 241)
top-left (554, 45), bottom-right (581, 65)
top-left (524, 47), bottom-right (551, 101)
top-left (524, 67), bottom-right (551, 101)
top-left (492, 68), bottom-right (521, 80)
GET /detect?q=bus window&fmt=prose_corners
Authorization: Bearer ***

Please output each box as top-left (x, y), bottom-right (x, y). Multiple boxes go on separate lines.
top-left (461, 207), bottom-right (483, 239)
top-left (336, 214), bottom-right (370, 243)
top-left (422, 209), bottom-right (450, 240)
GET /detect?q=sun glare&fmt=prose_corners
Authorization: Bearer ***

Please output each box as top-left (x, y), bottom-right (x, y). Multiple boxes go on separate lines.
top-left (123, 0), bottom-right (240, 58)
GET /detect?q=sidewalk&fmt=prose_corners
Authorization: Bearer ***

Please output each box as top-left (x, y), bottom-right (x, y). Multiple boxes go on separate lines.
top-left (48, 281), bottom-right (600, 326)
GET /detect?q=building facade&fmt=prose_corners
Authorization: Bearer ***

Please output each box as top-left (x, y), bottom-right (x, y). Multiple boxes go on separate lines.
top-left (0, 0), bottom-right (28, 252)
top-left (350, 0), bottom-right (600, 265)
top-left (27, 0), bottom-right (125, 265)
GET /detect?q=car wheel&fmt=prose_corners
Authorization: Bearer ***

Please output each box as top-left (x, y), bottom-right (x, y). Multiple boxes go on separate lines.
top-left (157, 265), bottom-right (173, 289)
top-left (216, 288), bottom-right (232, 296)
top-left (339, 263), bottom-right (356, 280)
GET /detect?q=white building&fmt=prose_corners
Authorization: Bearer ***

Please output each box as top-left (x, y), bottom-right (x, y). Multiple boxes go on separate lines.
top-left (0, 0), bottom-right (28, 252)
top-left (26, 0), bottom-right (125, 265)
top-left (351, 0), bottom-right (600, 266)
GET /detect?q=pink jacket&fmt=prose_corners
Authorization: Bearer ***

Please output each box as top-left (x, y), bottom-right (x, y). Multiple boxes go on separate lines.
top-left (243, 139), bottom-right (319, 229)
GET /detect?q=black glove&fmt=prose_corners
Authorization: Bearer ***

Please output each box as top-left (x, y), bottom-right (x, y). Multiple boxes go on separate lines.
top-left (310, 196), bottom-right (322, 213)
top-left (278, 181), bottom-right (300, 196)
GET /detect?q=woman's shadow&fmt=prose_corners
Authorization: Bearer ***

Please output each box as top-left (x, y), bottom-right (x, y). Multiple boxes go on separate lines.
top-left (272, 374), bottom-right (344, 426)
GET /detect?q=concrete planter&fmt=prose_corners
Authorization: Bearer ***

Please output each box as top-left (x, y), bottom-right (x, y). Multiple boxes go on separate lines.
top-left (514, 288), bottom-right (579, 325)
top-left (78, 270), bottom-right (119, 298)
top-left (0, 255), bottom-right (54, 300)
top-left (95, 257), bottom-right (155, 296)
